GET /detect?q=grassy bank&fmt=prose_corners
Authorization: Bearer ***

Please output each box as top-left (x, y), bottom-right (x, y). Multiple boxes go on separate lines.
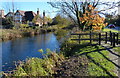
top-left (0, 25), bottom-right (60, 42)
top-left (103, 28), bottom-right (119, 33)
top-left (0, 29), bottom-right (40, 42)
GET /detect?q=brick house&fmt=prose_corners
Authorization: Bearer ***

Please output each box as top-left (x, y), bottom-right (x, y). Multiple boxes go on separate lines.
top-left (5, 8), bottom-right (43, 26)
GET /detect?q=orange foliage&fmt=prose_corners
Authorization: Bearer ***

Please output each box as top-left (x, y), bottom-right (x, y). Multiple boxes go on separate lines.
top-left (80, 4), bottom-right (107, 30)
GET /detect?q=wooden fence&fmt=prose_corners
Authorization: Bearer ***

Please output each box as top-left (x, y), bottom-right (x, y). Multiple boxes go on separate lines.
top-left (71, 31), bottom-right (120, 47)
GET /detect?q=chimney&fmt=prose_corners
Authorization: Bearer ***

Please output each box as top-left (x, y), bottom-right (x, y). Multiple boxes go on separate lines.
top-left (43, 10), bottom-right (45, 25)
top-left (37, 8), bottom-right (39, 15)
top-left (0, 10), bottom-right (4, 18)
top-left (43, 10), bottom-right (45, 17)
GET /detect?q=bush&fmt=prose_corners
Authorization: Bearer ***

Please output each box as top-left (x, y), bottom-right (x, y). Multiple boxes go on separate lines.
top-left (9, 49), bottom-right (65, 76)
top-left (20, 24), bottom-right (28, 28)
top-left (54, 29), bottom-right (68, 40)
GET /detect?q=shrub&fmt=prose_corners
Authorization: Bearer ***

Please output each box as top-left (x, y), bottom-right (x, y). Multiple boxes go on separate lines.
top-left (20, 24), bottom-right (28, 28)
top-left (10, 49), bottom-right (65, 76)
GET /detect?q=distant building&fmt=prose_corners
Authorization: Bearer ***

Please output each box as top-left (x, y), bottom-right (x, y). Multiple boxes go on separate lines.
top-left (0, 10), bottom-right (4, 18)
top-left (5, 8), bottom-right (43, 26)
top-left (14, 10), bottom-right (26, 23)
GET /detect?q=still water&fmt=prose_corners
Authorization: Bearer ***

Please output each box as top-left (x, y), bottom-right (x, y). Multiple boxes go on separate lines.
top-left (1, 33), bottom-right (60, 72)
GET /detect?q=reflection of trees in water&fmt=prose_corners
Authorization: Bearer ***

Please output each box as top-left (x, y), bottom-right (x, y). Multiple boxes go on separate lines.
top-left (35, 33), bottom-right (53, 46)
top-left (43, 33), bottom-right (53, 43)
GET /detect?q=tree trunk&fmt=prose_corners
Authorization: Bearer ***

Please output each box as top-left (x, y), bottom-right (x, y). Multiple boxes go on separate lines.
top-left (74, 2), bottom-right (81, 30)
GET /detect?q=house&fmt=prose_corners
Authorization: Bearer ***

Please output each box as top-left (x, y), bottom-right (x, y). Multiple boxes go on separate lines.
top-left (5, 8), bottom-right (43, 26)
top-left (14, 10), bottom-right (26, 23)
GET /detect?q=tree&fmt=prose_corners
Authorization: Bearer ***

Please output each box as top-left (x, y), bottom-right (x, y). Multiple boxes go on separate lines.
top-left (2, 17), bottom-right (13, 25)
top-left (105, 14), bottom-right (120, 26)
top-left (48, 0), bottom-right (119, 31)
top-left (51, 14), bottom-right (71, 26)
top-left (32, 15), bottom-right (40, 24)
top-left (3, 1), bottom-right (18, 14)
top-left (79, 5), bottom-right (108, 31)
top-left (44, 15), bottom-right (52, 25)
top-left (2, 17), bottom-right (14, 29)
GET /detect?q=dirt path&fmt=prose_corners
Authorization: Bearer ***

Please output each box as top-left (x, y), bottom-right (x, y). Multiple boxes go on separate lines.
top-left (101, 42), bottom-right (120, 77)
top-left (54, 56), bottom-right (89, 77)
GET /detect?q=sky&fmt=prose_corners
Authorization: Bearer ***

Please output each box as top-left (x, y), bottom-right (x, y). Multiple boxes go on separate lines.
top-left (0, 0), bottom-right (119, 18)
top-left (0, 2), bottom-right (59, 18)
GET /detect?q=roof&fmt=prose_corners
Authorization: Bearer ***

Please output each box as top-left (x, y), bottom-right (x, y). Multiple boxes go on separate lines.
top-left (25, 11), bottom-right (37, 21)
top-left (15, 10), bottom-right (25, 16)
top-left (5, 12), bottom-right (14, 17)
top-left (15, 10), bottom-right (37, 16)
top-left (32, 11), bottom-right (37, 16)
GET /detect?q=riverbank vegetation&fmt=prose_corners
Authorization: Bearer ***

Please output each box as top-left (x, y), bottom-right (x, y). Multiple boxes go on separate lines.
top-left (0, 24), bottom-right (64, 42)
top-left (3, 29), bottom-right (119, 77)
top-left (6, 49), bottom-right (65, 76)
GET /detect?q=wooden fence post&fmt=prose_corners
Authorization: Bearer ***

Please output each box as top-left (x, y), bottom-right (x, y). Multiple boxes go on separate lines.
top-left (79, 34), bottom-right (81, 44)
top-left (116, 33), bottom-right (119, 45)
top-left (105, 32), bottom-right (107, 43)
top-left (99, 33), bottom-right (101, 45)
top-left (113, 33), bottom-right (115, 47)
top-left (90, 31), bottom-right (92, 44)
top-left (110, 31), bottom-right (113, 46)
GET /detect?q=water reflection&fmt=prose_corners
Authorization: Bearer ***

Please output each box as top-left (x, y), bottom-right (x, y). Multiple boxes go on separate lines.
top-left (1, 33), bottom-right (60, 72)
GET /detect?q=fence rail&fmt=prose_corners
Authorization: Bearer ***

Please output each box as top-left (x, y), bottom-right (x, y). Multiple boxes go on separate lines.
top-left (71, 31), bottom-right (120, 47)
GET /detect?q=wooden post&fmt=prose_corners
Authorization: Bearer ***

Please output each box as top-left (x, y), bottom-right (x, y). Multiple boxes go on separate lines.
top-left (116, 33), bottom-right (119, 45)
top-left (113, 33), bottom-right (115, 47)
top-left (99, 33), bottom-right (101, 45)
top-left (79, 34), bottom-right (80, 44)
top-left (90, 31), bottom-right (92, 44)
top-left (110, 31), bottom-right (113, 46)
top-left (105, 32), bottom-right (107, 43)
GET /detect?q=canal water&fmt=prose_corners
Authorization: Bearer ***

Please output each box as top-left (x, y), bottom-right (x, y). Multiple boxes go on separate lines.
top-left (0, 33), bottom-right (60, 72)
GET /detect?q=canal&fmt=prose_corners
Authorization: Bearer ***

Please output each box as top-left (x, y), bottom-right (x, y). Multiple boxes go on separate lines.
top-left (0, 33), bottom-right (60, 72)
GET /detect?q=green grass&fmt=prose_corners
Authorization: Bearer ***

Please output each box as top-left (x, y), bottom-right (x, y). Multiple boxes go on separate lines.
top-left (113, 47), bottom-right (120, 54)
top-left (77, 45), bottom-right (115, 76)
top-left (103, 28), bottom-right (119, 33)
top-left (61, 32), bottom-right (117, 76)
top-left (65, 44), bottom-right (116, 76)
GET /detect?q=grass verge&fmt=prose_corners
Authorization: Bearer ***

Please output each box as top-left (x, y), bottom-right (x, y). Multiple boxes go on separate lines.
top-left (103, 28), bottom-right (119, 33)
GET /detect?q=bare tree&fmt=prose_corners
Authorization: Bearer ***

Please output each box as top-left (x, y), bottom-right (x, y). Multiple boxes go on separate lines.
top-left (3, 1), bottom-right (18, 14)
top-left (3, 1), bottom-right (19, 26)
top-left (48, 0), bottom-right (119, 30)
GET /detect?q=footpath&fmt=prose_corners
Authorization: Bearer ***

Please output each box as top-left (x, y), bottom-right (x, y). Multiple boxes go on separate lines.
top-left (101, 42), bottom-right (120, 77)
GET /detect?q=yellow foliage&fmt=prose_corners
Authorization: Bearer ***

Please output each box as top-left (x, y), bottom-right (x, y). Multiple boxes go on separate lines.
top-left (79, 4), bottom-right (107, 30)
